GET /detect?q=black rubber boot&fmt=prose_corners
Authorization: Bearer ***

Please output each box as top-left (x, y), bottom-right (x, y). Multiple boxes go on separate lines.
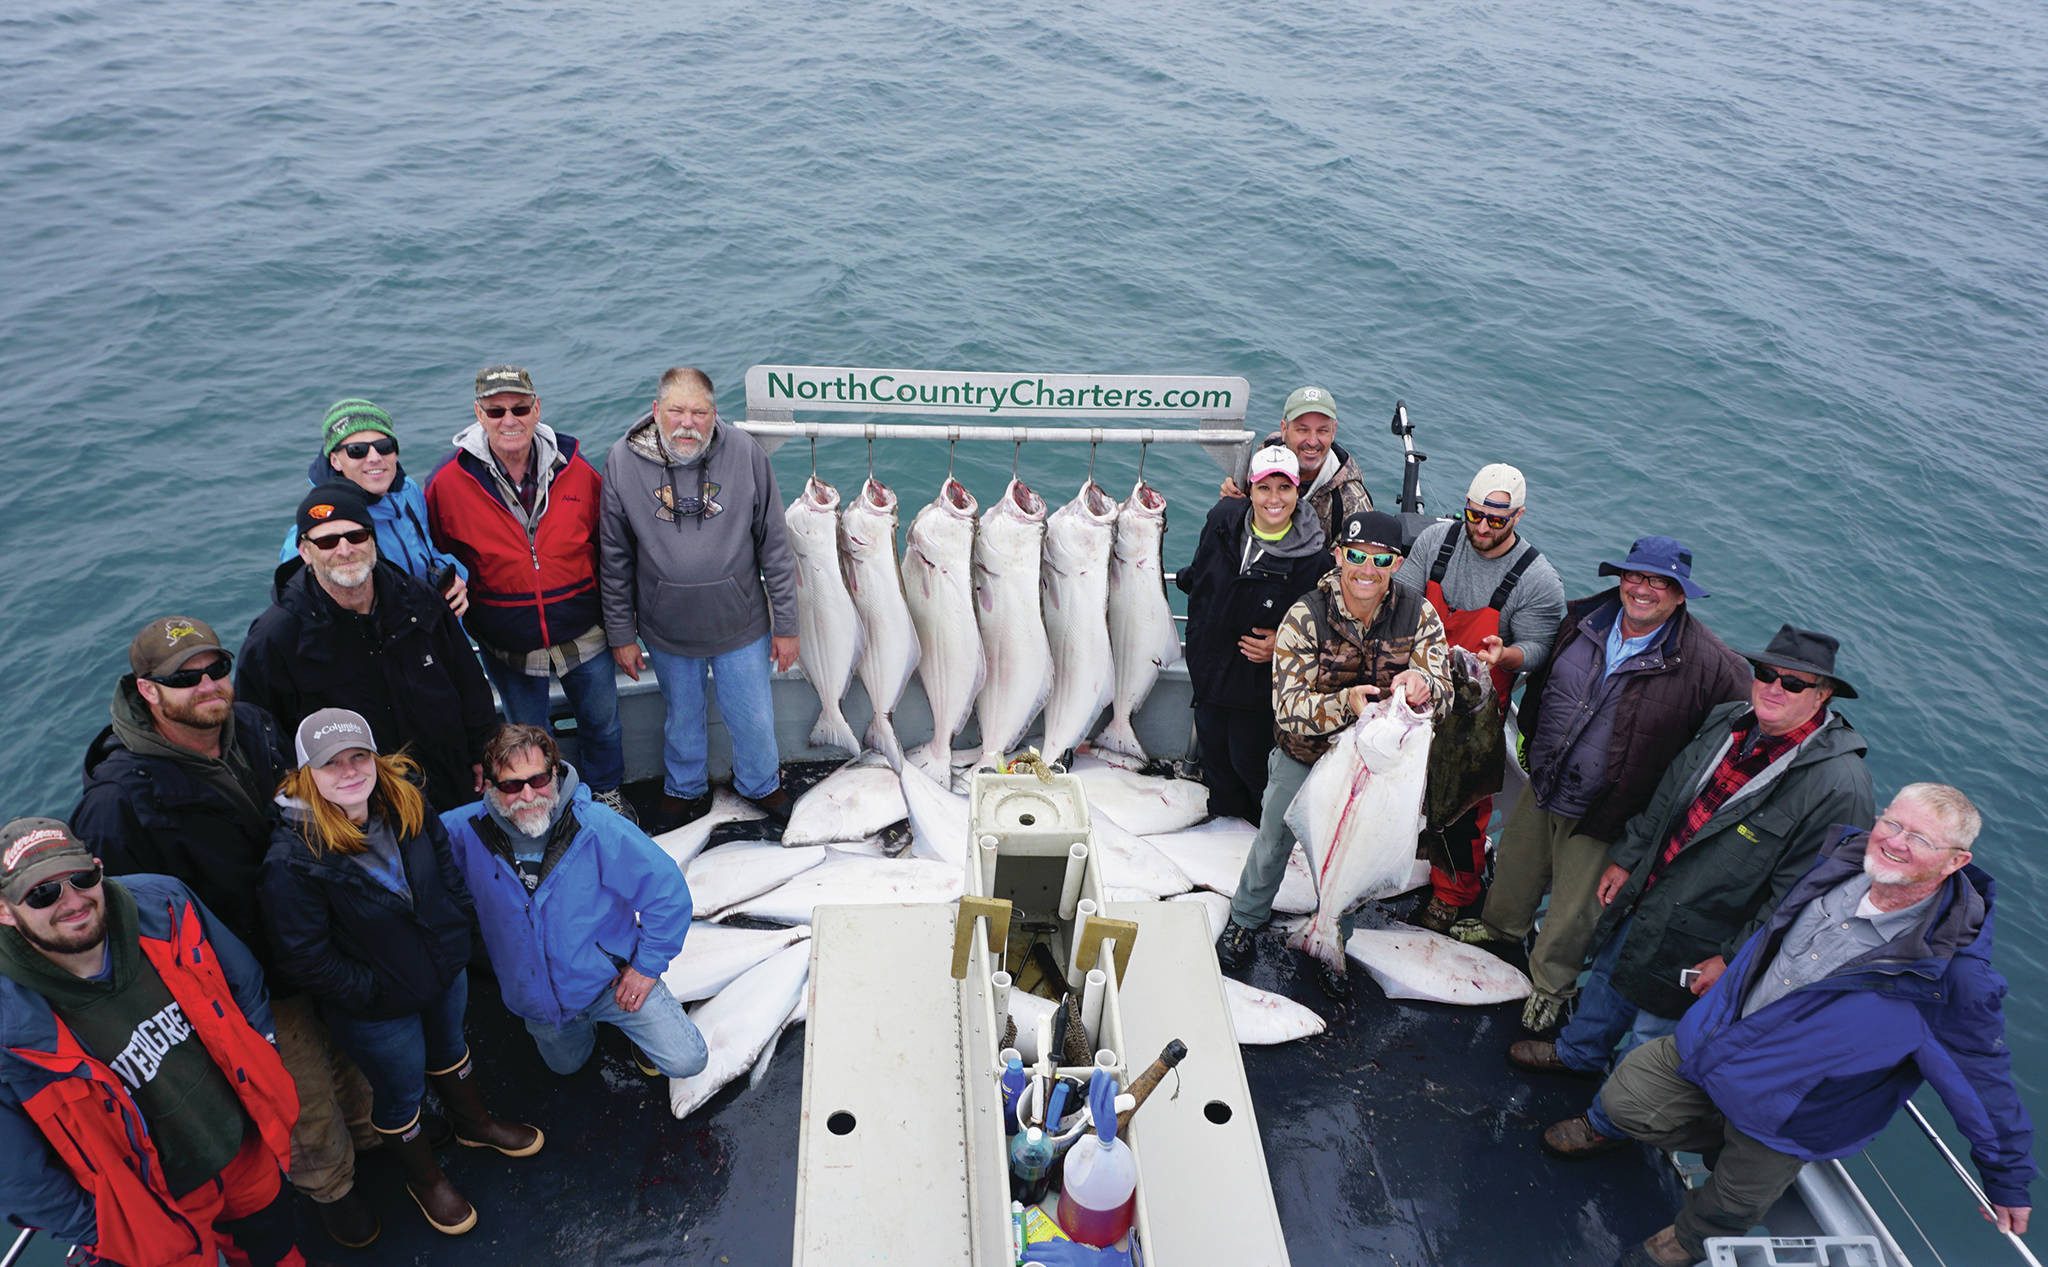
top-left (316, 1186), bottom-right (380, 1248)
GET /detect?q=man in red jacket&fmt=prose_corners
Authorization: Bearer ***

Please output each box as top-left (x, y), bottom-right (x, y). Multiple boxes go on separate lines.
top-left (426, 365), bottom-right (633, 821)
top-left (0, 819), bottom-right (309, 1267)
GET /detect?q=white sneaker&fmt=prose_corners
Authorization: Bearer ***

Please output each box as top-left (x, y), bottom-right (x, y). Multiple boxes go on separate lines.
top-left (592, 788), bottom-right (639, 825)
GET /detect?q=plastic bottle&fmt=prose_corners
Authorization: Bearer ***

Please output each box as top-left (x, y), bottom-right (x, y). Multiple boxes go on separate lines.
top-left (1010, 1126), bottom-right (1055, 1204)
top-left (1056, 1068), bottom-right (1137, 1246)
top-left (1000, 1050), bottom-right (1027, 1136)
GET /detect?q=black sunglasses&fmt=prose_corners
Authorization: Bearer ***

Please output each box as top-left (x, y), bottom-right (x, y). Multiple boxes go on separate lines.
top-left (1754, 664), bottom-right (1825, 694)
top-left (480, 403), bottom-right (535, 419)
top-left (338, 437), bottom-right (398, 460)
top-left (492, 767), bottom-right (557, 796)
top-left (305, 527), bottom-right (373, 551)
top-left (22, 865), bottom-right (104, 910)
top-left (147, 654), bottom-right (233, 690)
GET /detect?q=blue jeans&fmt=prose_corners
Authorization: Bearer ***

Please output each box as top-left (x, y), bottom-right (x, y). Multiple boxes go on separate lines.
top-left (647, 637), bottom-right (781, 800)
top-left (323, 971), bottom-right (470, 1131)
top-left (1555, 918), bottom-right (1681, 1075)
top-left (482, 647), bottom-right (624, 792)
top-left (524, 979), bottom-right (708, 1079)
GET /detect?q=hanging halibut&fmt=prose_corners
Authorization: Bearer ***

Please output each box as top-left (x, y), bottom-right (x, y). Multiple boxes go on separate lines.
top-left (840, 477), bottom-right (920, 769)
top-left (972, 479), bottom-right (1054, 769)
top-left (1038, 481), bottom-right (1118, 762)
top-left (902, 478), bottom-right (985, 774)
top-left (1284, 693), bottom-right (1434, 978)
top-left (1097, 481), bottom-right (1181, 759)
top-left (785, 477), bottom-right (864, 755)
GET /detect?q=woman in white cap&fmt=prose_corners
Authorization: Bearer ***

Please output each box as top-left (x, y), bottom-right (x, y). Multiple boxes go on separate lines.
top-left (260, 709), bottom-right (541, 1237)
top-left (1176, 444), bottom-right (1330, 820)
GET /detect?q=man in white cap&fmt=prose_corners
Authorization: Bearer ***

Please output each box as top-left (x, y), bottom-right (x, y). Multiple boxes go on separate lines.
top-left (1220, 385), bottom-right (1374, 546)
top-left (1393, 463), bottom-right (1565, 931)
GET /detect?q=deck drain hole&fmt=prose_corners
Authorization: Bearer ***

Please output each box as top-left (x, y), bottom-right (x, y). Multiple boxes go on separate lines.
top-left (827, 1111), bottom-right (856, 1135)
top-left (1018, 813), bottom-right (1036, 825)
top-left (1204, 1100), bottom-right (1233, 1125)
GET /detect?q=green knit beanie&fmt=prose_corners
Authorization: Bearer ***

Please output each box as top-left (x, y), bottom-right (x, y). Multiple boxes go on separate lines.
top-left (320, 399), bottom-right (398, 455)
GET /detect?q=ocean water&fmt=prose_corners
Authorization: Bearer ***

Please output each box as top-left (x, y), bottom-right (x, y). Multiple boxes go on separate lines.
top-left (3, 0), bottom-right (2045, 1257)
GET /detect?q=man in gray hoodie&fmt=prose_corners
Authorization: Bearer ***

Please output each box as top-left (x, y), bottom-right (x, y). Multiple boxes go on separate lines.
top-left (600, 368), bottom-right (799, 831)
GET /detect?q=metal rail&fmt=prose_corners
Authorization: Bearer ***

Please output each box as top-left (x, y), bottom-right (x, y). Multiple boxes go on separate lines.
top-left (736, 419), bottom-right (1256, 473)
top-left (1904, 1101), bottom-right (2042, 1265)
top-left (2, 1228), bottom-right (35, 1267)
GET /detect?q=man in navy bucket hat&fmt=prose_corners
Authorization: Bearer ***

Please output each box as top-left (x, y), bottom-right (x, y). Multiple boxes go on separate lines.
top-left (1452, 533), bottom-right (1750, 1033)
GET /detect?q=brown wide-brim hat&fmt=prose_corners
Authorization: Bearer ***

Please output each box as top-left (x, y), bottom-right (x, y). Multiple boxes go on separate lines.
top-left (1744, 624), bottom-right (1857, 699)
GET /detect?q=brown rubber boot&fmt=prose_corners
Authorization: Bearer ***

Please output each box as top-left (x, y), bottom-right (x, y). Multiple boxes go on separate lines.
top-left (380, 1117), bottom-right (476, 1235)
top-left (430, 1053), bottom-right (544, 1158)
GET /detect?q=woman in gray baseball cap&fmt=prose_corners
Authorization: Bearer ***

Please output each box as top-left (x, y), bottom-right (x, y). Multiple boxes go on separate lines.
top-left (259, 709), bottom-right (541, 1236)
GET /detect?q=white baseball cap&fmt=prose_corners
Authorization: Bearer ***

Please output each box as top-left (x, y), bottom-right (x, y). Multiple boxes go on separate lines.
top-left (1247, 445), bottom-right (1301, 486)
top-left (1467, 463), bottom-right (1526, 511)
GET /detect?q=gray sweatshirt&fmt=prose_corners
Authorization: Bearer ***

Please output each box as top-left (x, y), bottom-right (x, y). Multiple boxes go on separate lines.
top-left (1392, 518), bottom-right (1567, 673)
top-left (598, 415), bottom-right (798, 658)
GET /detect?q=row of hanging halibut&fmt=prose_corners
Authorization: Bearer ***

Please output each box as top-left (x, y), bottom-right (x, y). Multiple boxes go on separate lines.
top-left (787, 470), bottom-right (1182, 771)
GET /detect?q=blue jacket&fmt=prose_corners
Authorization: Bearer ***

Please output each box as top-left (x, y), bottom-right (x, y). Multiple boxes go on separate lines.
top-left (1677, 827), bottom-right (2034, 1206)
top-left (277, 455), bottom-right (467, 590)
top-left (439, 781), bottom-right (693, 1027)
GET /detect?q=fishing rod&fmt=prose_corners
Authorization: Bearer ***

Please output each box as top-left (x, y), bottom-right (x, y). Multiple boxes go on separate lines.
top-left (1904, 1100), bottom-right (2042, 1265)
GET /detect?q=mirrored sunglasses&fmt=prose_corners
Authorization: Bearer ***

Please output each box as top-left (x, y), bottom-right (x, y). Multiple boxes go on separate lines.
top-left (22, 865), bottom-right (104, 910)
top-left (1463, 506), bottom-right (1514, 529)
top-left (147, 654), bottom-right (234, 690)
top-left (1342, 547), bottom-right (1397, 568)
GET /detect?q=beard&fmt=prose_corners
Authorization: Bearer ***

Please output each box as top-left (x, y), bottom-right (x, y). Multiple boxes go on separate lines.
top-left (156, 684), bottom-right (233, 729)
top-left (16, 904), bottom-right (107, 956)
top-left (1862, 841), bottom-right (1917, 886)
top-left (310, 552), bottom-right (376, 591)
top-left (488, 785), bottom-right (560, 838)
top-left (663, 427), bottom-right (709, 463)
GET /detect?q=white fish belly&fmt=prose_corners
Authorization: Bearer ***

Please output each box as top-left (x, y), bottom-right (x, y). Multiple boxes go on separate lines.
top-left (686, 843), bottom-right (828, 918)
top-left (1039, 487), bottom-right (1116, 761)
top-left (973, 487), bottom-right (1052, 762)
top-left (724, 856), bottom-right (964, 925)
top-left (1345, 928), bottom-right (1534, 1005)
top-left (840, 487), bottom-right (919, 763)
top-left (786, 483), bottom-right (864, 754)
top-left (903, 490), bottom-right (984, 769)
top-left (780, 760), bottom-right (908, 847)
top-left (1072, 762), bottom-right (1209, 835)
top-left (1099, 484), bottom-right (1181, 758)
top-left (662, 922), bottom-right (811, 1003)
top-left (670, 941), bottom-right (811, 1119)
top-left (1285, 698), bottom-right (1434, 970)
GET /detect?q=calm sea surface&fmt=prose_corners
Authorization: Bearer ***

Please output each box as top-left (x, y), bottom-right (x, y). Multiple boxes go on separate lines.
top-left (4, 0), bottom-right (2045, 1257)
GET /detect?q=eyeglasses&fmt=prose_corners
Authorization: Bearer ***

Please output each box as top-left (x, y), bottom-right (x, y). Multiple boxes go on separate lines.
top-left (491, 767), bottom-right (557, 796)
top-left (1463, 506), bottom-right (1514, 529)
top-left (305, 528), bottom-right (373, 551)
top-left (1619, 570), bottom-right (1678, 592)
top-left (1872, 813), bottom-right (1959, 855)
top-left (147, 654), bottom-right (233, 690)
top-left (1341, 547), bottom-right (1397, 568)
top-left (338, 437), bottom-right (398, 459)
top-left (1753, 664), bottom-right (1825, 694)
top-left (480, 403), bottom-right (535, 419)
top-left (21, 865), bottom-right (104, 910)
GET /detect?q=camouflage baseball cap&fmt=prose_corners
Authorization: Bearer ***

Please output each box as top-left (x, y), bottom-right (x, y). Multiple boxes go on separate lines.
top-left (1283, 385), bottom-right (1338, 423)
top-left (475, 365), bottom-right (537, 399)
top-left (129, 616), bottom-right (225, 678)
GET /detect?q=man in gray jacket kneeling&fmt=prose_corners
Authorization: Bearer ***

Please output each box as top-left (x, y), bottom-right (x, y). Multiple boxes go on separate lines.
top-left (599, 367), bottom-right (799, 832)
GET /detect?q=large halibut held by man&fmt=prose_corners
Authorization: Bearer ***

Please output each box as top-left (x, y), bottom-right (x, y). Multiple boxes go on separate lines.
top-left (785, 477), bottom-right (864, 754)
top-left (1038, 481), bottom-right (1118, 762)
top-left (1284, 693), bottom-right (1433, 976)
top-left (902, 478), bottom-right (985, 774)
top-left (973, 479), bottom-right (1054, 769)
top-left (840, 477), bottom-right (921, 769)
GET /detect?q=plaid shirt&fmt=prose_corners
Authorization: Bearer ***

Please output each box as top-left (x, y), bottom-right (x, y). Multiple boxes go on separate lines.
top-left (1649, 711), bottom-right (1825, 881)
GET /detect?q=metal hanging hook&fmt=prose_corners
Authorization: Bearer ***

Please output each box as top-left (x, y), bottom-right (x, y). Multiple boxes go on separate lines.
top-left (946, 433), bottom-right (957, 484)
top-left (1014, 438), bottom-right (1022, 480)
top-left (1088, 440), bottom-right (1098, 488)
top-left (1136, 439), bottom-right (1149, 484)
top-left (867, 433), bottom-right (875, 483)
top-left (809, 435), bottom-right (818, 478)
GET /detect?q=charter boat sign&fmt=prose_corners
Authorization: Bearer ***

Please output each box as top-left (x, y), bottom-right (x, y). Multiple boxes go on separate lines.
top-left (747, 365), bottom-right (1251, 422)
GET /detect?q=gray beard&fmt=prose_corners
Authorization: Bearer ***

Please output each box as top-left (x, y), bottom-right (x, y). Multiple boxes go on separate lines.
top-left (488, 787), bottom-right (559, 838)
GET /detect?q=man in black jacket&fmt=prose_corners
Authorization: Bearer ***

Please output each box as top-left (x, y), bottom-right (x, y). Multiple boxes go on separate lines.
top-left (1514, 627), bottom-right (1875, 1153)
top-left (71, 615), bottom-right (382, 1247)
top-left (239, 483), bottom-right (497, 815)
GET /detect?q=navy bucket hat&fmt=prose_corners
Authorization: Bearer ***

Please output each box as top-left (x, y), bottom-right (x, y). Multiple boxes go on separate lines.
top-left (1598, 535), bottom-right (1707, 599)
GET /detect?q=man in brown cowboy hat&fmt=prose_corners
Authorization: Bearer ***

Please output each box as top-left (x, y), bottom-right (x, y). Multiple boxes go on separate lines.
top-left (1516, 625), bottom-right (1876, 1151)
